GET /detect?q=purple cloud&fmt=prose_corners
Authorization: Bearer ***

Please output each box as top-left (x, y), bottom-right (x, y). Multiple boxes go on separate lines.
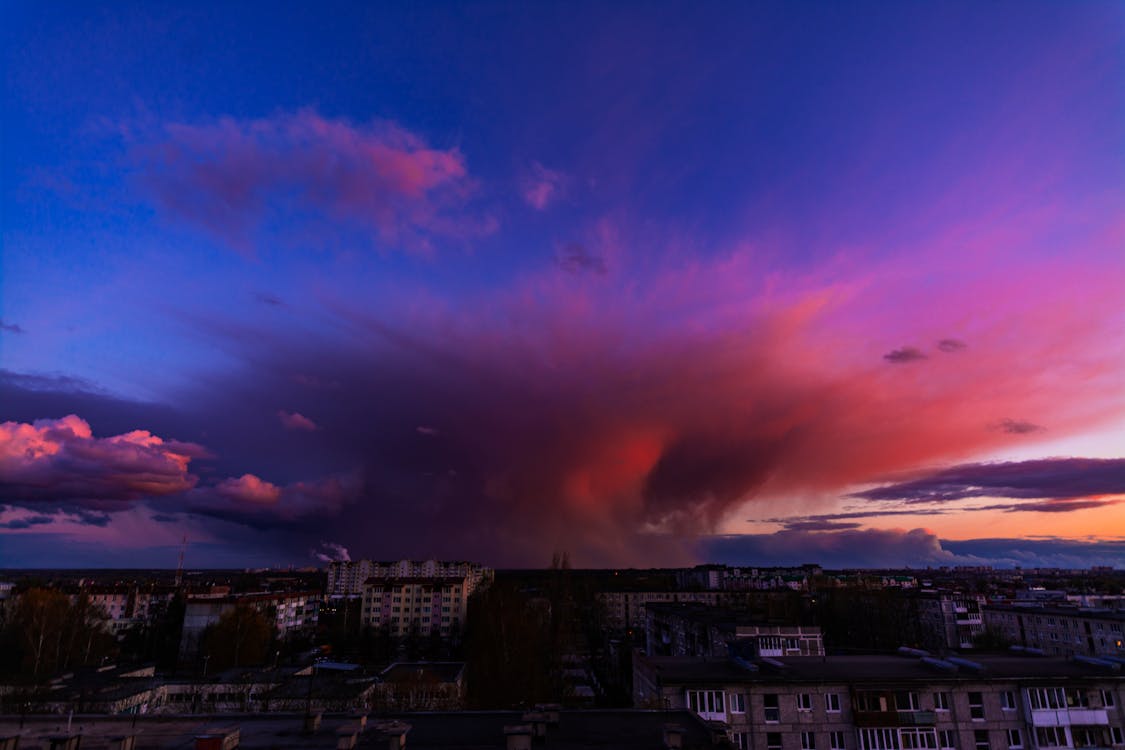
top-left (125, 109), bottom-right (491, 254)
top-left (853, 457), bottom-right (1125, 504)
top-left (883, 346), bottom-right (928, 363)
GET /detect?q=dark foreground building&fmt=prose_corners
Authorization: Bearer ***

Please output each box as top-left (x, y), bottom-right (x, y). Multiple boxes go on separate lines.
top-left (0, 710), bottom-right (716, 749)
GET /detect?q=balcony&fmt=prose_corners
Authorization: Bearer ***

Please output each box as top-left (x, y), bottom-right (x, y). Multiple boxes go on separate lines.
top-left (854, 711), bottom-right (936, 727)
top-left (1028, 708), bottom-right (1109, 727)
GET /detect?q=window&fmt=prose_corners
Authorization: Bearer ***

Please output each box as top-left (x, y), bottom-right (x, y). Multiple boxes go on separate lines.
top-left (1110, 727), bottom-right (1122, 745)
top-left (974, 731), bottom-right (989, 750)
top-left (859, 729), bottom-right (900, 750)
top-left (1035, 728), bottom-right (1067, 748)
top-left (734, 733), bottom-right (750, 750)
top-left (686, 689), bottom-right (725, 719)
top-left (731, 693), bottom-right (746, 713)
top-left (1000, 691), bottom-right (1016, 711)
top-left (826, 693), bottom-right (842, 713)
top-left (1065, 688), bottom-right (1090, 708)
top-left (765, 694), bottom-right (780, 723)
top-left (1072, 728), bottom-right (1104, 748)
top-left (831, 732), bottom-right (846, 750)
top-left (768, 734), bottom-right (783, 750)
top-left (1007, 730), bottom-right (1022, 749)
top-left (799, 693), bottom-right (814, 711)
top-left (901, 730), bottom-right (938, 749)
top-left (1102, 690), bottom-right (1116, 708)
top-left (896, 692), bottom-right (920, 712)
top-left (1028, 688), bottom-right (1066, 710)
top-left (803, 733), bottom-right (817, 750)
top-left (934, 692), bottom-right (950, 711)
top-left (939, 731), bottom-right (957, 750)
top-left (968, 693), bottom-right (984, 721)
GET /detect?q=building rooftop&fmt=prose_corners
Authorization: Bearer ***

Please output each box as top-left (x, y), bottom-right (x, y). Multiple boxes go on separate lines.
top-left (983, 604), bottom-right (1125, 621)
top-left (0, 710), bottom-right (713, 749)
top-left (646, 601), bottom-right (808, 631)
top-left (380, 662), bottom-right (464, 684)
top-left (640, 653), bottom-right (1124, 686)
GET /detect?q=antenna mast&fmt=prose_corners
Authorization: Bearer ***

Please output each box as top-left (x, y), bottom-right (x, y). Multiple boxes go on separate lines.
top-left (175, 535), bottom-right (188, 587)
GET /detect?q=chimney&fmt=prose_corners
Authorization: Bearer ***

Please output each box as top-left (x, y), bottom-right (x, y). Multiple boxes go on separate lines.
top-left (663, 723), bottom-right (685, 749)
top-left (378, 720), bottom-right (411, 750)
top-left (521, 712), bottom-right (548, 741)
top-left (504, 724), bottom-right (534, 750)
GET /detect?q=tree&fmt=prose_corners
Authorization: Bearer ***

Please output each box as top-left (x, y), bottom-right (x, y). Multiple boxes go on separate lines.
top-left (202, 604), bottom-right (273, 670)
top-left (1, 588), bottom-right (115, 680)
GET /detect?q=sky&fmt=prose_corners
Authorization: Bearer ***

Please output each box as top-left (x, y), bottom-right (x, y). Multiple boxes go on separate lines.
top-left (1, 1), bottom-right (1123, 570)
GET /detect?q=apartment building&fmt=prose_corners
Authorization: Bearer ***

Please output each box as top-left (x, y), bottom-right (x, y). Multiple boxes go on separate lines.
top-left (359, 576), bottom-right (471, 639)
top-left (599, 590), bottom-right (726, 631)
top-left (326, 559), bottom-right (493, 597)
top-left (646, 602), bottom-right (824, 659)
top-left (634, 652), bottom-right (1124, 750)
top-left (918, 592), bottom-right (988, 650)
top-left (179, 590), bottom-right (320, 659)
top-left (984, 606), bottom-right (1125, 658)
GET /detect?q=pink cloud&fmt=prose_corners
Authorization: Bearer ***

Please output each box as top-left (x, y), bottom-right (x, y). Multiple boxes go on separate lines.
top-left (521, 162), bottom-right (567, 210)
top-left (126, 109), bottom-right (489, 254)
top-left (215, 473), bottom-right (281, 504)
top-left (199, 473), bottom-right (356, 524)
top-left (0, 415), bottom-right (204, 510)
top-left (278, 410), bottom-right (318, 431)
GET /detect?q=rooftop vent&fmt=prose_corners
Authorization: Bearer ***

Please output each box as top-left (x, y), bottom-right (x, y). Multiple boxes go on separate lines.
top-left (1074, 655), bottom-right (1121, 672)
top-left (898, 647), bottom-right (930, 658)
top-left (947, 657), bottom-right (985, 673)
top-left (921, 657), bottom-right (958, 673)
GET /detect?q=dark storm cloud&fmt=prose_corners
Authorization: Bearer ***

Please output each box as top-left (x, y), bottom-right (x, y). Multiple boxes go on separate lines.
top-left (853, 457), bottom-right (1125, 504)
top-left (703, 530), bottom-right (1124, 569)
top-left (556, 243), bottom-right (608, 275)
top-left (936, 338), bottom-right (966, 352)
top-left (0, 514), bottom-right (54, 530)
top-left (975, 498), bottom-right (1120, 514)
top-left (883, 346), bottom-right (927, 363)
top-left (995, 418), bottom-right (1043, 434)
top-left (778, 520), bottom-right (863, 531)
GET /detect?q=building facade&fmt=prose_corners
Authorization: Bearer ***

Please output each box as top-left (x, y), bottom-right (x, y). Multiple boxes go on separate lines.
top-left (918, 592), bottom-right (988, 650)
top-left (327, 559), bottom-right (492, 597)
top-left (633, 653), bottom-right (1124, 750)
top-left (646, 602), bottom-right (824, 659)
top-left (359, 576), bottom-right (471, 639)
top-left (984, 606), bottom-right (1125, 658)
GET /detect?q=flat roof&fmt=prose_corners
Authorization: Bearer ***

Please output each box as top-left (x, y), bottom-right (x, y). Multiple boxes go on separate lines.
top-left (640, 654), bottom-right (1124, 686)
top-left (0, 710), bottom-right (712, 749)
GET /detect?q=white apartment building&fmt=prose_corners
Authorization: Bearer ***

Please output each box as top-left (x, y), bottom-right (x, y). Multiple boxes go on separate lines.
top-left (360, 576), bottom-right (471, 639)
top-left (327, 559), bottom-right (492, 597)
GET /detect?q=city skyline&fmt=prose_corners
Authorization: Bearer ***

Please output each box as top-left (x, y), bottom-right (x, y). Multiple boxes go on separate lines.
top-left (2, 1), bottom-right (1123, 568)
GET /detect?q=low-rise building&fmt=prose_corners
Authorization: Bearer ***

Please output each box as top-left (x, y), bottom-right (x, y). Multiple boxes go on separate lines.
top-left (179, 591), bottom-right (319, 659)
top-left (634, 652), bottom-right (1125, 750)
top-left (373, 662), bottom-right (466, 711)
top-left (984, 605), bottom-right (1125, 658)
top-left (646, 602), bottom-right (823, 659)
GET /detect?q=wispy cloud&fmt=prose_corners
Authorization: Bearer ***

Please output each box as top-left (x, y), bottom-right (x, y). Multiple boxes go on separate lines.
top-left (853, 457), bottom-right (1125, 504)
top-left (123, 109), bottom-right (491, 254)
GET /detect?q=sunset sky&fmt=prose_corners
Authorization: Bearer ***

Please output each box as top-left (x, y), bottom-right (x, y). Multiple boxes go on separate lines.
top-left (2, 1), bottom-right (1123, 569)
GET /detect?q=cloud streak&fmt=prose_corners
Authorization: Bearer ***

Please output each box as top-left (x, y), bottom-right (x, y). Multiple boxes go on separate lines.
top-left (853, 457), bottom-right (1125, 504)
top-left (124, 109), bottom-right (488, 254)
